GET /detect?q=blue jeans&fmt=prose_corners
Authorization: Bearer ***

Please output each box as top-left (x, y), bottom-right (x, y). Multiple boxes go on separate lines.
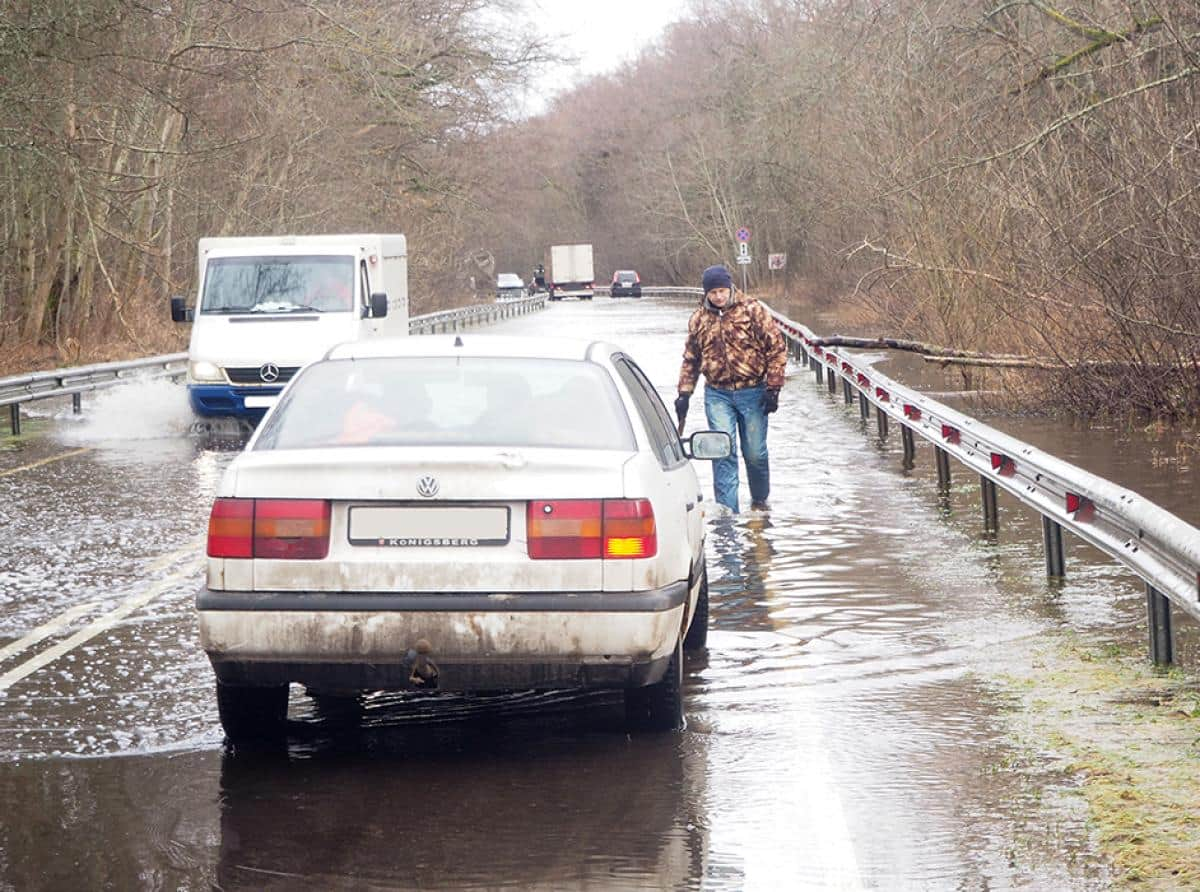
top-left (704, 384), bottom-right (770, 513)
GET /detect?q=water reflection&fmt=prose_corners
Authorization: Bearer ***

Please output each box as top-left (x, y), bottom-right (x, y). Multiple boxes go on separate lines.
top-left (217, 695), bottom-right (708, 891)
top-left (706, 514), bottom-right (779, 633)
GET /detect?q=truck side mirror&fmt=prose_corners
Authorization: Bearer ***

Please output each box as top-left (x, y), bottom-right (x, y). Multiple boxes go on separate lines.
top-left (369, 292), bottom-right (388, 318)
top-left (170, 296), bottom-right (193, 323)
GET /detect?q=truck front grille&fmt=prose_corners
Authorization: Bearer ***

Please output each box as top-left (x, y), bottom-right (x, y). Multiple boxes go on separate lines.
top-left (225, 366), bottom-right (300, 384)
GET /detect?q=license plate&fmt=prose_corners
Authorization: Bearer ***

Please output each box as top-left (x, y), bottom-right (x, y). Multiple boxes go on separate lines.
top-left (348, 506), bottom-right (510, 547)
top-left (244, 395), bottom-right (278, 409)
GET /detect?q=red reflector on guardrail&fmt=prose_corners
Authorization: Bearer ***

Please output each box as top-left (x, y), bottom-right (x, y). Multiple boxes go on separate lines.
top-left (875, 387), bottom-right (890, 401)
top-left (991, 453), bottom-right (1015, 475)
top-left (857, 374), bottom-right (869, 386)
top-left (903, 404), bottom-right (921, 420)
top-left (842, 362), bottom-right (852, 372)
top-left (1066, 492), bottom-right (1092, 514)
top-left (941, 424), bottom-right (960, 443)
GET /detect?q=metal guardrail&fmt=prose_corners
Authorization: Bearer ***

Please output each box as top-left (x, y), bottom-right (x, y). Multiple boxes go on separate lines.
top-left (765, 306), bottom-right (1200, 663)
top-left (409, 294), bottom-right (546, 333)
top-left (1, 296), bottom-right (548, 435)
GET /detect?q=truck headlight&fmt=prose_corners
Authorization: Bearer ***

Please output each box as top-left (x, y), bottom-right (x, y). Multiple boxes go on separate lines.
top-left (189, 360), bottom-right (225, 383)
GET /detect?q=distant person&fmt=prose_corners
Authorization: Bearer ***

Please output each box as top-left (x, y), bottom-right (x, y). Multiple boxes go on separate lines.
top-left (674, 264), bottom-right (786, 513)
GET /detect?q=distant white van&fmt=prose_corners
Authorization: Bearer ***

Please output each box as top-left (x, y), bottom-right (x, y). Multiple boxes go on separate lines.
top-left (170, 234), bottom-right (407, 420)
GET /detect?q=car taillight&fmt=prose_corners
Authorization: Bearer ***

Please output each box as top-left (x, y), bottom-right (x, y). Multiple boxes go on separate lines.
top-left (528, 500), bottom-right (602, 559)
top-left (603, 499), bottom-right (656, 558)
top-left (207, 498), bottom-right (331, 560)
top-left (208, 498), bottom-right (253, 558)
top-left (527, 499), bottom-right (656, 560)
top-left (255, 499), bottom-right (331, 559)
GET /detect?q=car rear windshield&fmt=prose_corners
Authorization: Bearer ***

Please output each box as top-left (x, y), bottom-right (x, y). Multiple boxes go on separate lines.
top-left (200, 255), bottom-right (355, 314)
top-left (254, 357), bottom-right (638, 451)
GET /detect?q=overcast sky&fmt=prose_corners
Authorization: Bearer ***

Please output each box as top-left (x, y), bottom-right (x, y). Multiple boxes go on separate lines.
top-left (518, 0), bottom-right (690, 115)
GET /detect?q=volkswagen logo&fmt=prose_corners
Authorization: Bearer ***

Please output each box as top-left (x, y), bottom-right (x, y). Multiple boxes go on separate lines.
top-left (259, 363), bottom-right (280, 383)
top-left (416, 476), bottom-right (440, 498)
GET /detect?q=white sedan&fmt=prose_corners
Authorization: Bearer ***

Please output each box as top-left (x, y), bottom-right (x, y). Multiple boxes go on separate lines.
top-left (198, 335), bottom-right (730, 741)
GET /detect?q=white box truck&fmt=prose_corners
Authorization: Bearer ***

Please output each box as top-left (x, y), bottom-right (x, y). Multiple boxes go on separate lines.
top-left (170, 233), bottom-right (407, 421)
top-left (548, 244), bottom-right (594, 300)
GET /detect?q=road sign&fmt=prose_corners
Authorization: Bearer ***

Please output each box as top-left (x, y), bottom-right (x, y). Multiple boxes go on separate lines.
top-left (736, 255), bottom-right (752, 265)
top-left (736, 227), bottom-right (751, 243)
top-left (768, 253), bottom-right (786, 270)
top-left (737, 241), bottom-right (750, 258)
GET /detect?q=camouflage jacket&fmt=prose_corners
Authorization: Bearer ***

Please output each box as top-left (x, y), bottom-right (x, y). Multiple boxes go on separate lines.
top-left (677, 291), bottom-right (787, 394)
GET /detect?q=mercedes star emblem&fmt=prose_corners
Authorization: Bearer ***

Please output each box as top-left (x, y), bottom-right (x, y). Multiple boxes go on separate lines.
top-left (416, 475), bottom-right (440, 498)
top-left (259, 363), bottom-right (280, 383)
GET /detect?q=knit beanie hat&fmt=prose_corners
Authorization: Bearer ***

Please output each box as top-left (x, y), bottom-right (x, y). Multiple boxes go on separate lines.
top-left (701, 265), bottom-right (733, 295)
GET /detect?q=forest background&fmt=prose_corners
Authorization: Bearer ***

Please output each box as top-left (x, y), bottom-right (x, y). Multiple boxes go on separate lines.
top-left (2, 0), bottom-right (1198, 417)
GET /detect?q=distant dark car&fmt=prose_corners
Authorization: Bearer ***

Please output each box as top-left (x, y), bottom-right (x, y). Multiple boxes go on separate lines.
top-left (611, 270), bottom-right (642, 298)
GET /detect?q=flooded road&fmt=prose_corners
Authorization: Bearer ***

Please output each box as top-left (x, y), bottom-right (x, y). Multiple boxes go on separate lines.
top-left (3, 295), bottom-right (1192, 888)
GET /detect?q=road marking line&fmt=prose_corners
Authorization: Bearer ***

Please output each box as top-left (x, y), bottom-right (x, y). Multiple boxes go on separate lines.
top-left (0, 601), bottom-right (101, 665)
top-left (0, 557), bottom-right (204, 692)
top-left (0, 447), bottom-right (92, 477)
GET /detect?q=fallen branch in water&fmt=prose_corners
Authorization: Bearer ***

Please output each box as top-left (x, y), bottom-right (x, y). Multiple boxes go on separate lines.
top-left (809, 335), bottom-right (1195, 371)
top-left (809, 335), bottom-right (1033, 361)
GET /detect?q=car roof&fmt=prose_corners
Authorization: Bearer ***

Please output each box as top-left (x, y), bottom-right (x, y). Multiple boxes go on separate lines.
top-left (325, 334), bottom-right (619, 363)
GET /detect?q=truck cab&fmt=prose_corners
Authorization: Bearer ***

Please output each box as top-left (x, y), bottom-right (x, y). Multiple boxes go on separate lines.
top-left (171, 234), bottom-right (407, 421)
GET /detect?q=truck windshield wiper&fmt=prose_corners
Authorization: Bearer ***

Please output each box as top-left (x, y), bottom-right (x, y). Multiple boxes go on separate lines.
top-left (247, 302), bottom-right (321, 313)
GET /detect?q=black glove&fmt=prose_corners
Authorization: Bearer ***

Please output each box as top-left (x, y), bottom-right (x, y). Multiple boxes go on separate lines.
top-left (762, 387), bottom-right (780, 415)
top-left (674, 393), bottom-right (690, 425)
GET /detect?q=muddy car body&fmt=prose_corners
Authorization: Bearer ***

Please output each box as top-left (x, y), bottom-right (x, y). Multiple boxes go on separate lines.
top-left (198, 335), bottom-right (728, 740)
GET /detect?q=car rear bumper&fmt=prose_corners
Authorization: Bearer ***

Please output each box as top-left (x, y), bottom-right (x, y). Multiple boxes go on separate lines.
top-left (197, 582), bottom-right (687, 692)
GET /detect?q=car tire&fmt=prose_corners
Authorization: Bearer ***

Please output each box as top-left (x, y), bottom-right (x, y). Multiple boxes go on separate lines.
top-left (683, 563), bottom-right (708, 651)
top-left (216, 682), bottom-right (288, 743)
top-left (624, 636), bottom-right (684, 732)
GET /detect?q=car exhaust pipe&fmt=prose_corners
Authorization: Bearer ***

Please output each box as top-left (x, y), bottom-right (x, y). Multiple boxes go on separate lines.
top-left (408, 638), bottom-right (439, 688)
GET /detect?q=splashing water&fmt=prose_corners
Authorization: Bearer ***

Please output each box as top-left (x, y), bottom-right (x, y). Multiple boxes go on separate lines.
top-left (56, 378), bottom-right (196, 444)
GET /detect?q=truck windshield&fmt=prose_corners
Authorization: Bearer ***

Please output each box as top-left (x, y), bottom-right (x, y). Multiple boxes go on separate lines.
top-left (200, 255), bottom-right (355, 314)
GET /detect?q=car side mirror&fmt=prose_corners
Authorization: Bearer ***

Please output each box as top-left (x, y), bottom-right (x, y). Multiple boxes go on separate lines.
top-left (369, 292), bottom-right (388, 318)
top-left (684, 430), bottom-right (731, 460)
top-left (170, 296), bottom-right (193, 323)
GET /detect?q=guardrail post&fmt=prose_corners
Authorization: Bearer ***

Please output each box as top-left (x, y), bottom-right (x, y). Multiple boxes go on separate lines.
top-left (901, 425), bottom-right (915, 468)
top-left (876, 406), bottom-right (888, 439)
top-left (843, 379), bottom-right (853, 404)
top-left (859, 392), bottom-right (869, 421)
top-left (9, 404), bottom-right (18, 436)
top-left (827, 370), bottom-right (837, 394)
top-left (1042, 516), bottom-right (1065, 577)
top-left (981, 476), bottom-right (999, 532)
top-left (72, 393), bottom-right (82, 414)
top-left (1146, 584), bottom-right (1174, 665)
top-left (935, 446), bottom-right (951, 490)
top-left (814, 363), bottom-right (824, 385)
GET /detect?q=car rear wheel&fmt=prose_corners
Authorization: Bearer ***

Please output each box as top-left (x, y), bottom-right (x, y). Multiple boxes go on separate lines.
top-left (216, 682), bottom-right (288, 743)
top-left (624, 636), bottom-right (683, 732)
top-left (683, 563), bottom-right (709, 651)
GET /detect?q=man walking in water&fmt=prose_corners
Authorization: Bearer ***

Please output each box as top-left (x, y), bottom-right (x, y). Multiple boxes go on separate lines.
top-left (675, 264), bottom-right (787, 513)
